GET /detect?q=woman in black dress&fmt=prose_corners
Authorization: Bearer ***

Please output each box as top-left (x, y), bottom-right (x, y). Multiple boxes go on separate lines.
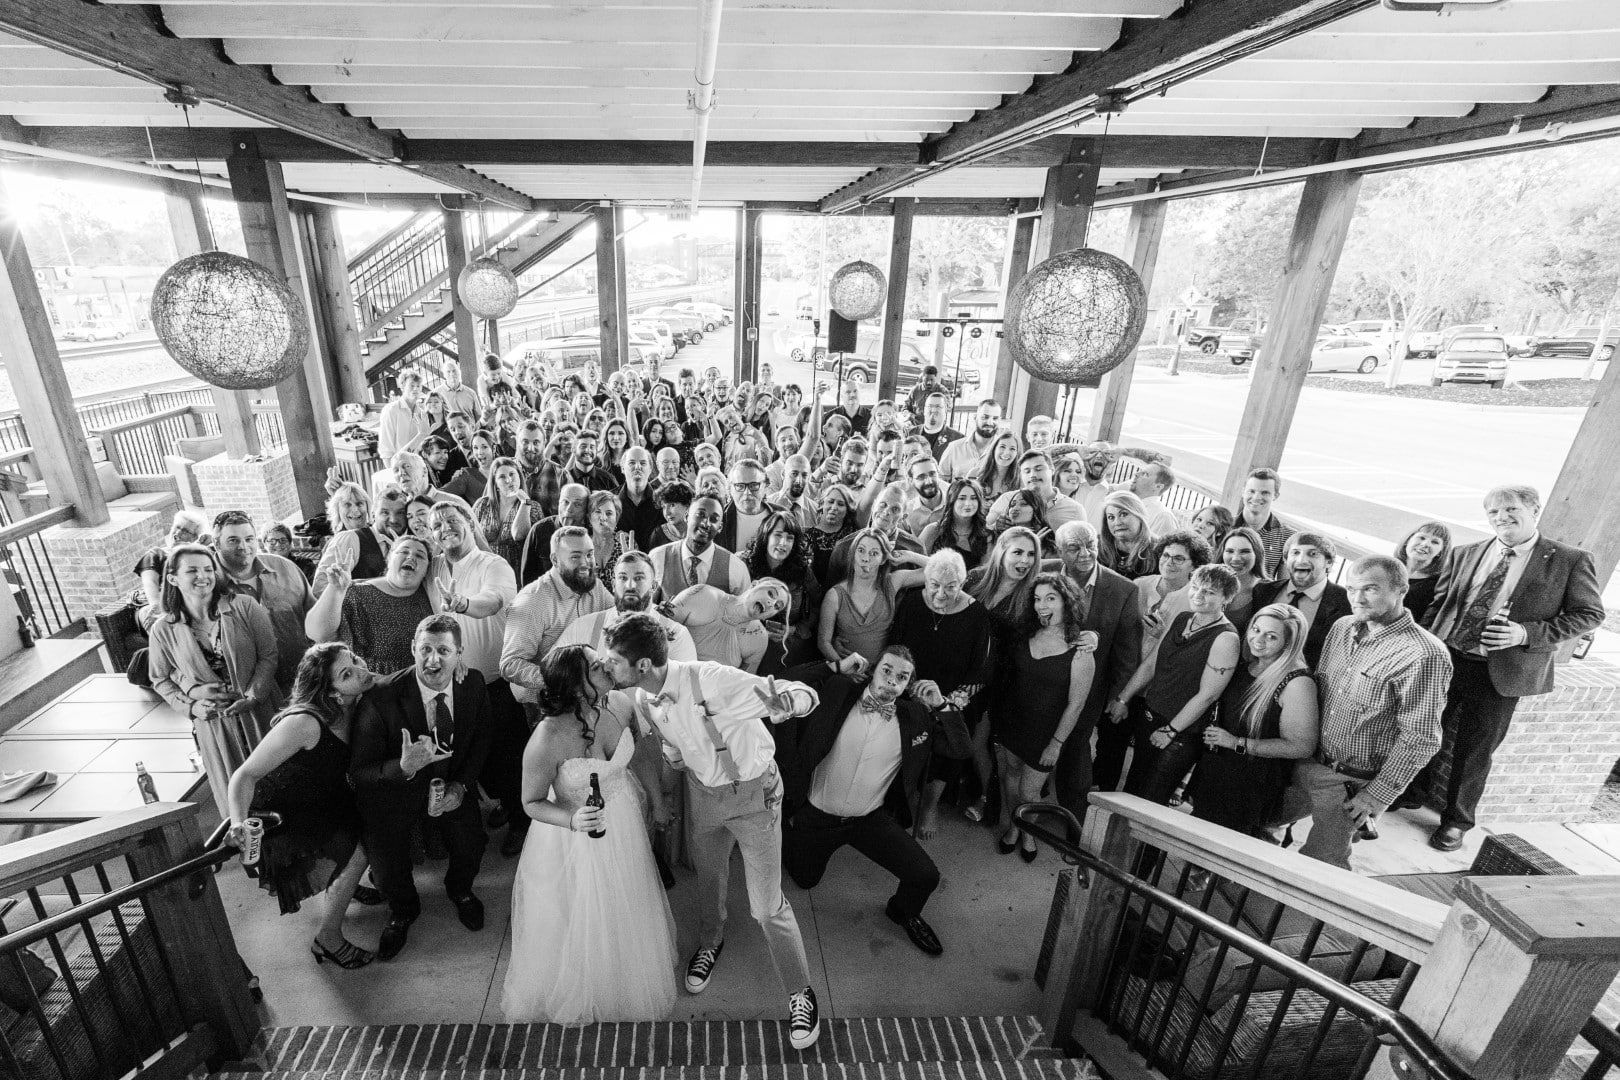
top-left (741, 511), bottom-right (822, 674)
top-left (226, 643), bottom-right (377, 968)
top-left (1189, 604), bottom-right (1319, 837)
top-left (991, 574), bottom-right (1096, 862)
top-left (1395, 521), bottom-right (1451, 619)
top-left (1109, 564), bottom-right (1242, 804)
top-left (805, 484), bottom-right (857, 585)
top-left (920, 477), bottom-right (991, 570)
top-left (890, 548), bottom-right (993, 840)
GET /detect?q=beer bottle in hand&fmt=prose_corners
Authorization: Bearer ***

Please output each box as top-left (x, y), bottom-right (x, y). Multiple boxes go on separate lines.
top-left (586, 774), bottom-right (607, 838)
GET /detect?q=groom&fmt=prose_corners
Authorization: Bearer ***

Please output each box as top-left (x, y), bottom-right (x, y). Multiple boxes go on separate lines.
top-left (601, 613), bottom-right (823, 1050)
top-left (350, 614), bottom-right (492, 961)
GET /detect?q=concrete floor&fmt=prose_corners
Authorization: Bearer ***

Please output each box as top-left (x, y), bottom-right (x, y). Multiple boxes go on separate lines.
top-left (217, 807), bottom-right (1057, 1027)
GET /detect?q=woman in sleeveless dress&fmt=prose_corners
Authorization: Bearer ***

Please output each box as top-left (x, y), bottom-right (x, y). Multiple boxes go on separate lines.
top-left (1189, 604), bottom-right (1320, 838)
top-left (990, 574), bottom-right (1096, 862)
top-left (1109, 564), bottom-right (1243, 805)
top-left (226, 643), bottom-right (376, 968)
top-left (817, 529), bottom-right (926, 669)
top-left (503, 645), bottom-right (678, 1024)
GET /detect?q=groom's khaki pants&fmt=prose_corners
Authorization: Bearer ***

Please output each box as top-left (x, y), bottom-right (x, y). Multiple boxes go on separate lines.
top-left (688, 763), bottom-right (812, 994)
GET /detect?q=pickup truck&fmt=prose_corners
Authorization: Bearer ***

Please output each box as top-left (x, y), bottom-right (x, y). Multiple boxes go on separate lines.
top-left (1217, 330), bottom-right (1262, 365)
top-left (1531, 326), bottom-right (1618, 361)
top-left (1186, 320), bottom-right (1258, 354)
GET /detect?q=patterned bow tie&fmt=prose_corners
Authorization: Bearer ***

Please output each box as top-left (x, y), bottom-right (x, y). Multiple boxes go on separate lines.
top-left (861, 694), bottom-right (897, 719)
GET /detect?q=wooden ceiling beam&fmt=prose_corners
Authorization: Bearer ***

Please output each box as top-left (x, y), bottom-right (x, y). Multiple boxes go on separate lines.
top-left (819, 0), bottom-right (1373, 212)
top-left (0, 0), bottom-right (534, 210)
top-left (1348, 84), bottom-right (1620, 158)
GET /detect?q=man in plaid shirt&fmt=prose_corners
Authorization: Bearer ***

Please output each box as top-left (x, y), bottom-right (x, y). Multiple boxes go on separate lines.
top-left (1296, 554), bottom-right (1451, 869)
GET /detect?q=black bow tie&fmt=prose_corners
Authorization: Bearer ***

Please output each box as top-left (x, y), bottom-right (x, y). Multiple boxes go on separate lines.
top-left (860, 694), bottom-right (897, 719)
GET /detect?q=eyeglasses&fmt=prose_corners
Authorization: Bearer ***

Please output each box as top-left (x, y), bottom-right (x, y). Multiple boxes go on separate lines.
top-left (732, 481), bottom-right (764, 493)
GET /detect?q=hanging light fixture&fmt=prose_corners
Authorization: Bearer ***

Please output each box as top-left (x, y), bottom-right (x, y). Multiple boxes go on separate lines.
top-left (457, 256), bottom-right (520, 320)
top-left (1004, 247), bottom-right (1146, 385)
top-left (828, 260), bottom-right (886, 321)
top-left (149, 89), bottom-right (309, 390)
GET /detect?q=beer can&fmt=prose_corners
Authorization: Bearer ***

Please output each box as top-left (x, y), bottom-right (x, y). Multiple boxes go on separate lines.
top-left (429, 778), bottom-right (446, 816)
top-left (241, 817), bottom-right (264, 867)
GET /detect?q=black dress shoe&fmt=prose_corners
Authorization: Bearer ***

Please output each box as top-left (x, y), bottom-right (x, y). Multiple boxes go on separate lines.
top-left (501, 826), bottom-right (528, 858)
top-left (377, 917), bottom-right (413, 962)
top-left (451, 893), bottom-right (485, 931)
top-left (1429, 824), bottom-right (1466, 852)
top-left (886, 901), bottom-right (943, 957)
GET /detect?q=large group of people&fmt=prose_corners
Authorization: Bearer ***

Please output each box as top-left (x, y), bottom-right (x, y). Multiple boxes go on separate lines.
top-left (126, 349), bottom-right (1604, 1037)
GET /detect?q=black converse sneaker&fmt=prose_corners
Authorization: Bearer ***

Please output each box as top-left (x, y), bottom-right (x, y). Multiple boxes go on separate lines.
top-left (685, 942), bottom-right (723, 993)
top-left (787, 986), bottom-right (820, 1049)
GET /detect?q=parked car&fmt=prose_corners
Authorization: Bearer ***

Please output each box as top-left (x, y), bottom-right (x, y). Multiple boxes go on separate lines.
top-left (1187, 319), bottom-right (1258, 355)
top-left (1308, 337), bottom-right (1387, 374)
top-left (61, 321), bottom-right (129, 342)
top-left (1218, 330), bottom-right (1262, 365)
top-left (518, 334), bottom-right (659, 378)
top-left (639, 306), bottom-right (704, 344)
top-left (630, 319), bottom-right (677, 359)
top-left (674, 301), bottom-right (730, 329)
top-left (569, 326), bottom-right (666, 367)
top-left (1531, 325), bottom-right (1618, 361)
top-left (815, 337), bottom-right (980, 393)
top-left (1432, 334), bottom-right (1510, 388)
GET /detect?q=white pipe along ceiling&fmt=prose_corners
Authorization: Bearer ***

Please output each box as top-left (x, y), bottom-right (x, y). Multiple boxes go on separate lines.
top-left (689, 0), bottom-right (725, 212)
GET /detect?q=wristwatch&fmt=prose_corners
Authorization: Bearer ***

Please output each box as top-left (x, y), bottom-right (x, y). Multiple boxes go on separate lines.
top-left (1234, 738), bottom-right (1248, 756)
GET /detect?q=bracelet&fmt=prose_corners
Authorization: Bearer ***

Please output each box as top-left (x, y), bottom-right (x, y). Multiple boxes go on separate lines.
top-left (1234, 737), bottom-right (1248, 756)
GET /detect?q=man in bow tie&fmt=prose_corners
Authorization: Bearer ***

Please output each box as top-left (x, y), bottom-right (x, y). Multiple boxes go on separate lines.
top-left (600, 613), bottom-right (825, 1050)
top-left (774, 646), bottom-right (945, 957)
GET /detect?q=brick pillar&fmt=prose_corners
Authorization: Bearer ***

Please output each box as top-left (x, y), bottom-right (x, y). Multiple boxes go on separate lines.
top-left (42, 511), bottom-right (167, 628)
top-left (192, 449), bottom-right (301, 527)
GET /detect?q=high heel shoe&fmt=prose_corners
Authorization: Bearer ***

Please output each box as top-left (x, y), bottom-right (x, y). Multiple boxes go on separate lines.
top-left (1019, 841), bottom-right (1038, 864)
top-left (997, 831), bottom-right (1018, 855)
top-left (311, 937), bottom-right (374, 969)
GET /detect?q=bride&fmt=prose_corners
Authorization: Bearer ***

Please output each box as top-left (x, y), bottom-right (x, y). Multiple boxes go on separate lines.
top-left (502, 644), bottom-right (678, 1022)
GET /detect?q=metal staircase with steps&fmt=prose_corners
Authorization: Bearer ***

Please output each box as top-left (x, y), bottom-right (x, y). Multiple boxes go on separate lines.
top-left (212, 1016), bottom-right (1096, 1080)
top-left (352, 209), bottom-right (593, 385)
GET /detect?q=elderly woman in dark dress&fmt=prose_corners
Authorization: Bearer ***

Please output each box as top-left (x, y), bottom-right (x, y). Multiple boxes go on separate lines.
top-left (304, 534), bottom-right (441, 676)
top-left (890, 549), bottom-right (993, 840)
top-left (226, 642), bottom-right (377, 968)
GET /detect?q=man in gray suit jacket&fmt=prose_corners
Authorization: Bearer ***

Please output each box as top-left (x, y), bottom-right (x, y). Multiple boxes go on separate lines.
top-left (1416, 484), bottom-right (1604, 850)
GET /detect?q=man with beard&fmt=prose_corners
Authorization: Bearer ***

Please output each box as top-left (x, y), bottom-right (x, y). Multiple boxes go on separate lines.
top-left (534, 431), bottom-right (617, 517)
top-left (651, 495), bottom-right (751, 596)
top-left (1073, 441), bottom-right (1117, 525)
top-left (938, 399), bottom-right (1003, 482)
top-left (518, 483), bottom-right (591, 587)
top-left (439, 411), bottom-right (474, 478)
top-left (1050, 521), bottom-right (1142, 801)
top-left (1245, 532), bottom-right (1352, 669)
top-left (829, 482), bottom-right (923, 582)
top-left (917, 392), bottom-right (961, 462)
top-left (430, 503), bottom-right (524, 856)
top-left (777, 647), bottom-right (946, 956)
top-left (719, 459), bottom-right (771, 553)
top-left (768, 454), bottom-right (815, 527)
top-left (556, 550), bottom-right (697, 660)
top-left (617, 446), bottom-right (663, 551)
top-left (513, 420), bottom-right (550, 505)
top-left (211, 508), bottom-right (313, 687)
top-left (902, 455), bottom-right (946, 536)
top-left (904, 364), bottom-right (947, 417)
top-left (812, 438), bottom-right (869, 502)
top-left (826, 381), bottom-right (872, 438)
top-left (987, 451), bottom-right (1086, 531)
top-left (501, 526), bottom-right (613, 717)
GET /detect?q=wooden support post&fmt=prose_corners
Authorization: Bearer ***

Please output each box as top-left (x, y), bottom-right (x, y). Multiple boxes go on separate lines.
top-left (226, 136), bottom-right (335, 517)
top-left (594, 204), bottom-right (629, 376)
top-left (1366, 876), bottom-right (1620, 1080)
top-left (0, 173), bottom-right (109, 525)
top-left (1013, 139), bottom-right (1100, 432)
top-left (738, 206), bottom-right (765, 384)
top-left (305, 206), bottom-right (369, 408)
top-left (440, 207), bottom-right (482, 385)
top-left (877, 197), bottom-right (916, 403)
top-left (485, 318), bottom-right (501, 358)
top-left (162, 181), bottom-right (261, 458)
top-left (1542, 348), bottom-right (1620, 589)
top-left (1222, 170), bottom-right (1362, 506)
top-left (1089, 186), bottom-right (1167, 443)
top-left (992, 199), bottom-right (1038, 407)
top-left (1039, 808), bottom-right (1134, 1044)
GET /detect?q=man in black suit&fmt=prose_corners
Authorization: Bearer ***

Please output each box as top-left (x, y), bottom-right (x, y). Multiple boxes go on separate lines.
top-left (1414, 484), bottom-right (1605, 850)
top-left (350, 614), bottom-right (493, 961)
top-left (1050, 521), bottom-right (1144, 804)
top-left (775, 647), bottom-right (945, 956)
top-left (1244, 531), bottom-right (1351, 669)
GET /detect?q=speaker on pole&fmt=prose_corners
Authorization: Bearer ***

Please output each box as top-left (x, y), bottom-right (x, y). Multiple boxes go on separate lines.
top-left (826, 310), bottom-right (859, 354)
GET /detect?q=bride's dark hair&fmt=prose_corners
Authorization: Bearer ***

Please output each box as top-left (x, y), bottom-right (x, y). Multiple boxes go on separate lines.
top-left (537, 644), bottom-right (603, 748)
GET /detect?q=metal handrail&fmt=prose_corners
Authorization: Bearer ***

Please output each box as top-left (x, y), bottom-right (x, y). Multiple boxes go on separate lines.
top-left (1011, 802), bottom-right (1479, 1080)
top-left (0, 819), bottom-right (239, 957)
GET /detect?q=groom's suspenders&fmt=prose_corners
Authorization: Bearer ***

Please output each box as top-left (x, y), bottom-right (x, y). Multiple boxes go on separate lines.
top-left (639, 667), bottom-right (743, 785)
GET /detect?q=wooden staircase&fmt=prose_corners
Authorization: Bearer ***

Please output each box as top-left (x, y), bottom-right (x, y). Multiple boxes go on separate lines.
top-left (356, 211), bottom-right (592, 384)
top-left (213, 1016), bottom-right (1097, 1080)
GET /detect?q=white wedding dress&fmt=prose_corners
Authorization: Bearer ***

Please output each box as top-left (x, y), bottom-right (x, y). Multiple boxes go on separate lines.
top-left (502, 728), bottom-right (679, 1023)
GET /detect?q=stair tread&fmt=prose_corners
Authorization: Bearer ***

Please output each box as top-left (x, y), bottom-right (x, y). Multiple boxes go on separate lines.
top-left (216, 1063), bottom-right (1088, 1080)
top-left (248, 1019), bottom-right (1059, 1072)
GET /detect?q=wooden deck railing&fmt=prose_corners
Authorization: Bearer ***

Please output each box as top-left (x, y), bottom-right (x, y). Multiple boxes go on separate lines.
top-left (0, 505), bottom-right (79, 637)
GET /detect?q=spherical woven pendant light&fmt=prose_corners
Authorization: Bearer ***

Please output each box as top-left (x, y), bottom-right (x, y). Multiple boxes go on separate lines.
top-left (457, 256), bottom-right (519, 320)
top-left (1004, 247), bottom-right (1147, 385)
top-left (828, 260), bottom-right (886, 322)
top-left (150, 251), bottom-right (309, 391)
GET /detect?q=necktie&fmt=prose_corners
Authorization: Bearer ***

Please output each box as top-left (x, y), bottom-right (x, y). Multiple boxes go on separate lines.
top-left (861, 694), bottom-right (897, 720)
top-left (688, 555), bottom-right (702, 587)
top-left (433, 693), bottom-right (455, 750)
top-left (1077, 582), bottom-right (1093, 623)
top-left (1450, 549), bottom-right (1516, 651)
top-left (1288, 590), bottom-right (1306, 608)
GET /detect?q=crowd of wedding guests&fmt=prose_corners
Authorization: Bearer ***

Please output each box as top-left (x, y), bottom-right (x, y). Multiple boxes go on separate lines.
top-left (126, 348), bottom-right (1604, 995)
